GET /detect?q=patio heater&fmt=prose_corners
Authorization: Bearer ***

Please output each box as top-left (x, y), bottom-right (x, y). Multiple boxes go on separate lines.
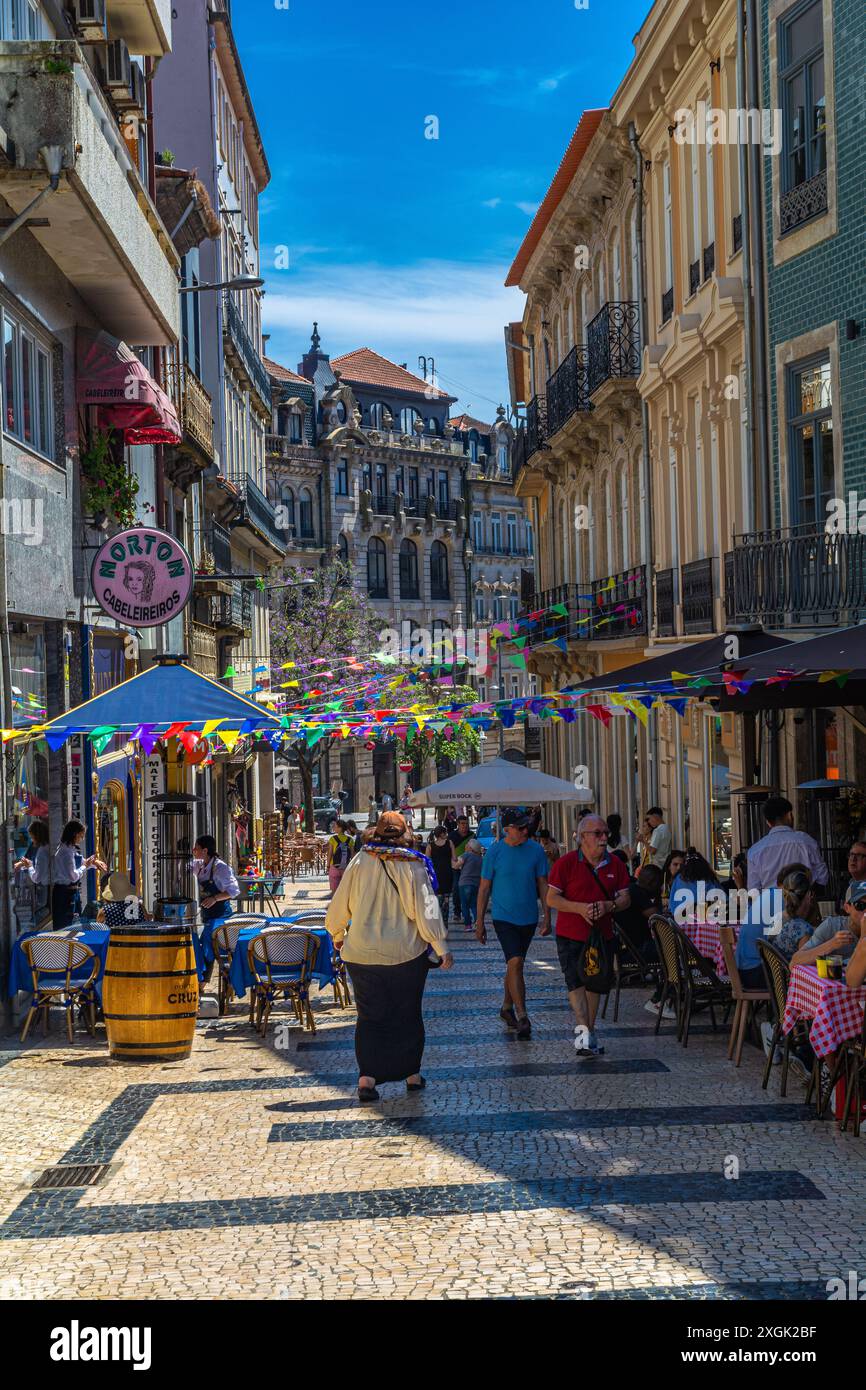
top-left (797, 779), bottom-right (856, 905)
top-left (729, 785), bottom-right (777, 857)
top-left (149, 792), bottom-right (202, 925)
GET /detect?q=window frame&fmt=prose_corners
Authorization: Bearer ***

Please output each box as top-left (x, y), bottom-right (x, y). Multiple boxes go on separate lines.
top-left (430, 540), bottom-right (450, 600)
top-left (1, 304), bottom-right (55, 461)
top-left (399, 538), bottom-right (420, 600)
top-left (786, 351), bottom-right (834, 530)
top-left (779, 0), bottom-right (826, 195)
top-left (367, 537), bottom-right (388, 598)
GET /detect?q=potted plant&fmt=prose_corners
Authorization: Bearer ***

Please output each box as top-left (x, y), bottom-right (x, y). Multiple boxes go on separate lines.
top-left (80, 428), bottom-right (140, 530)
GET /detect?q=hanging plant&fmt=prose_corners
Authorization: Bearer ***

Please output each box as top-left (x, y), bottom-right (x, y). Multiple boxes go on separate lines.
top-left (80, 428), bottom-right (140, 529)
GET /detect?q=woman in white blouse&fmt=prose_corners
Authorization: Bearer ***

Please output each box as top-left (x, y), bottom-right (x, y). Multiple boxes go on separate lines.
top-left (14, 820), bottom-right (51, 923)
top-left (51, 819), bottom-right (106, 930)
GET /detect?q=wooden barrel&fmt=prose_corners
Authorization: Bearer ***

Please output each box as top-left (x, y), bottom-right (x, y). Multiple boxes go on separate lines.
top-left (102, 924), bottom-right (198, 1061)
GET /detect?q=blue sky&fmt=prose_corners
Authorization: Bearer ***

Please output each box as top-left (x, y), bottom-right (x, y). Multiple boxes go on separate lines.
top-left (234, 0), bottom-right (650, 421)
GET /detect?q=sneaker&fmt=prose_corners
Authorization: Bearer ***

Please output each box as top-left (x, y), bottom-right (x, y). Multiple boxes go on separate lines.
top-left (761, 1021), bottom-right (782, 1066)
top-left (499, 1006), bottom-right (517, 1028)
top-left (586, 1030), bottom-right (605, 1055)
top-left (515, 1014), bottom-right (532, 1040)
top-left (644, 998), bottom-right (662, 1015)
top-left (787, 1052), bottom-right (811, 1084)
top-left (573, 1024), bottom-right (592, 1055)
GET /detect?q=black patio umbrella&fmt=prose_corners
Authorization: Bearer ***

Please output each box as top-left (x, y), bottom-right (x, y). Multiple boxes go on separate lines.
top-left (565, 626), bottom-right (791, 699)
top-left (717, 622), bottom-right (866, 713)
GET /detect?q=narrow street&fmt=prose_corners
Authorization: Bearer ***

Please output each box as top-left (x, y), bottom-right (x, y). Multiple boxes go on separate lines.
top-left (2, 874), bottom-right (864, 1301)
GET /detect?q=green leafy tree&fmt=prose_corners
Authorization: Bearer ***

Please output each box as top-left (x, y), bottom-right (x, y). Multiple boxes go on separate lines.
top-left (269, 557), bottom-right (382, 832)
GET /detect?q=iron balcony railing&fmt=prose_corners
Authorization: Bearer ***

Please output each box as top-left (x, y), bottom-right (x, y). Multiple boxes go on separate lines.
top-left (682, 557), bottom-right (715, 634)
top-left (689, 260), bottom-right (701, 297)
top-left (732, 213), bottom-right (743, 254)
top-left (656, 567), bottom-right (676, 636)
top-left (231, 474), bottom-right (287, 555)
top-left (165, 360), bottom-right (214, 461)
top-left (526, 395), bottom-right (548, 459)
top-left (661, 288), bottom-right (674, 325)
top-left (590, 565), bottom-right (648, 640)
top-left (703, 242), bottom-right (715, 281)
top-left (213, 581), bottom-right (252, 634)
top-left (586, 302), bottom-right (641, 396)
top-left (222, 294), bottom-right (272, 411)
top-left (726, 526), bottom-right (866, 629)
top-left (546, 345), bottom-right (591, 435)
top-left (201, 520), bottom-right (233, 576)
top-left (781, 169), bottom-right (828, 236)
top-left (472, 543), bottom-right (532, 558)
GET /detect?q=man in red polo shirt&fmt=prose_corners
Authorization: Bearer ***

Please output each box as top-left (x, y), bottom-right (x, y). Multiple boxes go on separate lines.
top-left (547, 814), bottom-right (631, 1056)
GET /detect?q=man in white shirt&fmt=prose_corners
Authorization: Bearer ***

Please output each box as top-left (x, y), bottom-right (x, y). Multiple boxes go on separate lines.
top-left (639, 807), bottom-right (672, 869)
top-left (746, 796), bottom-right (828, 893)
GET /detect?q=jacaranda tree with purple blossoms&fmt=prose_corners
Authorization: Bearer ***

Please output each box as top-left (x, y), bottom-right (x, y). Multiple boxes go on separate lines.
top-left (269, 557), bottom-right (383, 832)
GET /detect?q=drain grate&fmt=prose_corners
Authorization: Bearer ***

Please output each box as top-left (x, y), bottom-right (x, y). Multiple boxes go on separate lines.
top-left (31, 1163), bottom-right (111, 1190)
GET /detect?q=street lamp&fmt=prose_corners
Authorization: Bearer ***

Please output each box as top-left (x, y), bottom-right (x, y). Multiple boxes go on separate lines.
top-left (179, 275), bottom-right (265, 294)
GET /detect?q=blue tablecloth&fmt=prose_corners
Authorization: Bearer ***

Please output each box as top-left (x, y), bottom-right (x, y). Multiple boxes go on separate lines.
top-left (8, 928), bottom-right (206, 1000)
top-left (227, 922), bottom-right (335, 999)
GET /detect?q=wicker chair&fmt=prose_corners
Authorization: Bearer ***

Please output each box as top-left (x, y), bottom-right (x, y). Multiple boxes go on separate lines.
top-left (601, 919), bottom-right (658, 1023)
top-left (20, 935), bottom-right (99, 1043)
top-left (248, 929), bottom-right (319, 1035)
top-left (756, 938), bottom-right (818, 1102)
top-left (674, 927), bottom-right (732, 1048)
top-left (213, 921), bottom-right (245, 1015)
top-left (288, 911), bottom-right (350, 1007)
top-left (720, 925), bottom-right (769, 1066)
top-left (648, 914), bottom-right (683, 1036)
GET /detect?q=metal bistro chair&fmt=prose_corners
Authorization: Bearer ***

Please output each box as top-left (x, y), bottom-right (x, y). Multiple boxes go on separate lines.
top-left (290, 911), bottom-right (350, 1007)
top-left (248, 929), bottom-right (319, 1036)
top-left (756, 938), bottom-right (819, 1104)
top-left (673, 924), bottom-right (732, 1048)
top-left (720, 925), bottom-right (769, 1067)
top-left (648, 914), bottom-right (683, 1036)
top-left (602, 919), bottom-right (658, 1023)
top-left (213, 921), bottom-right (246, 1016)
top-left (827, 996), bottom-right (866, 1137)
top-left (20, 935), bottom-right (99, 1043)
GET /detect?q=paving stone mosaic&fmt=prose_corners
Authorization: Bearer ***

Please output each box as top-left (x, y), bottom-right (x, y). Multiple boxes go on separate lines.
top-left (2, 873), bottom-right (866, 1300)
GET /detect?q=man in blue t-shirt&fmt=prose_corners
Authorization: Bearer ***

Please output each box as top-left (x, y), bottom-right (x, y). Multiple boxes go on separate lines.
top-left (475, 813), bottom-right (551, 1039)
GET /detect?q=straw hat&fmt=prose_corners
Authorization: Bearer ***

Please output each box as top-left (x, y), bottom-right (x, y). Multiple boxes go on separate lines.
top-left (374, 811), bottom-right (409, 842)
top-left (102, 871), bottom-right (136, 903)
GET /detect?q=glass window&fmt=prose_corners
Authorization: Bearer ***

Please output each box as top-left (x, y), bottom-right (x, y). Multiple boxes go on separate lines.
top-left (367, 537), bottom-right (388, 597)
top-left (474, 591), bottom-right (486, 622)
top-left (400, 407), bottom-right (419, 434)
top-left (408, 469), bottom-right (419, 502)
top-left (399, 539), bottom-right (419, 599)
top-left (288, 411), bottom-right (302, 443)
top-left (430, 540), bottom-right (449, 599)
top-left (437, 470), bottom-right (449, 513)
top-left (375, 464), bottom-right (388, 509)
top-left (1, 309), bottom-right (53, 458)
top-left (336, 459), bottom-right (349, 496)
top-left (780, 0), bottom-right (826, 192)
top-left (298, 488), bottom-right (314, 538)
top-left (469, 430), bottom-right (479, 463)
top-left (362, 462), bottom-right (372, 493)
top-left (491, 513), bottom-right (502, 550)
top-left (472, 514), bottom-right (484, 548)
top-left (394, 466), bottom-right (404, 495)
top-left (506, 515), bottom-right (517, 552)
top-left (281, 488), bottom-right (295, 530)
top-left (788, 356), bottom-right (833, 529)
top-left (369, 402), bottom-right (387, 428)
top-left (498, 442), bottom-right (509, 475)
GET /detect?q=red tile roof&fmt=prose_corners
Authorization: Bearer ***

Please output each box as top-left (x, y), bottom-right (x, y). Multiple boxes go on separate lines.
top-left (264, 356), bottom-right (311, 386)
top-left (450, 413), bottom-right (492, 433)
top-left (330, 347), bottom-right (452, 399)
top-left (505, 109), bottom-right (607, 288)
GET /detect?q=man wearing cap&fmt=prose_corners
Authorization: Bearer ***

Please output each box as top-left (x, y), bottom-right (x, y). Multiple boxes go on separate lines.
top-left (792, 880), bottom-right (866, 969)
top-left (475, 812), bottom-right (550, 1039)
top-left (546, 814), bottom-right (631, 1056)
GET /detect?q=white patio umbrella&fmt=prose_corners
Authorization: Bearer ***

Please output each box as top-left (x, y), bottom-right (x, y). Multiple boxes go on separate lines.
top-left (408, 758), bottom-right (593, 807)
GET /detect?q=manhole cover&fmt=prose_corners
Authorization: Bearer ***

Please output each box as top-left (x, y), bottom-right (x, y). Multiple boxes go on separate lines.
top-left (31, 1164), bottom-right (111, 1190)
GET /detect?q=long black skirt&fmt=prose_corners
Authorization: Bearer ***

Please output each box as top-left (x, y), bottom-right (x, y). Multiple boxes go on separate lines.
top-left (345, 951), bottom-right (430, 1083)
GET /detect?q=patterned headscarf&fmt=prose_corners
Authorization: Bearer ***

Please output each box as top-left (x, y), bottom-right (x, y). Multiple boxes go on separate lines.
top-left (363, 842), bottom-right (439, 893)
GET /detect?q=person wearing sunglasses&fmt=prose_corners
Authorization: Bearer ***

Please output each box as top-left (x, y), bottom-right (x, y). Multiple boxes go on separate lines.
top-left (547, 814), bottom-right (631, 1056)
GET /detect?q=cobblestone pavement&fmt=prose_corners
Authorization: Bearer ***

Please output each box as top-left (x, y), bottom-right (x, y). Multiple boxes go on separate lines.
top-left (2, 873), bottom-right (866, 1300)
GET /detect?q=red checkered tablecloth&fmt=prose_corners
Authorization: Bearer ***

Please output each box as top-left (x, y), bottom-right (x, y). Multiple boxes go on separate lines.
top-left (680, 918), bottom-right (737, 979)
top-left (782, 964), bottom-right (866, 1058)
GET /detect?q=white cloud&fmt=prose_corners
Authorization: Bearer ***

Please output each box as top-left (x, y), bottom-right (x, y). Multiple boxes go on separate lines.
top-left (538, 70), bottom-right (572, 92)
top-left (482, 198), bottom-right (503, 209)
top-left (515, 201), bottom-right (540, 216)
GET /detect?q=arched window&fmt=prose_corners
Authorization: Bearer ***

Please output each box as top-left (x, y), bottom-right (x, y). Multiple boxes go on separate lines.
top-left (298, 487), bottom-right (314, 539)
top-left (337, 531), bottom-right (350, 582)
top-left (426, 417), bottom-right (440, 435)
top-left (399, 407), bottom-right (420, 434)
top-left (369, 402), bottom-right (387, 428)
top-left (430, 540), bottom-right (449, 599)
top-left (399, 538), bottom-right (419, 599)
top-left (367, 537), bottom-right (388, 598)
top-left (280, 487), bottom-right (295, 533)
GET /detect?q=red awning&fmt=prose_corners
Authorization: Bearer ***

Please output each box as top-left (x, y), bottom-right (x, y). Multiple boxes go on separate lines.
top-left (76, 329), bottom-right (181, 446)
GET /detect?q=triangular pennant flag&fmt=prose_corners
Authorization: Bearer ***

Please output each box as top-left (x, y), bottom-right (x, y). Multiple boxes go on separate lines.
top-left (666, 698), bottom-right (688, 717)
top-left (217, 729), bottom-right (240, 752)
top-left (91, 732), bottom-right (114, 755)
top-left (586, 704), bottom-right (613, 728)
top-left (222, 666), bottom-right (236, 679)
top-left (165, 722), bottom-right (190, 739)
top-left (45, 729), bottom-right (73, 752)
top-left (202, 720), bottom-right (225, 736)
top-left (625, 700), bottom-right (649, 728)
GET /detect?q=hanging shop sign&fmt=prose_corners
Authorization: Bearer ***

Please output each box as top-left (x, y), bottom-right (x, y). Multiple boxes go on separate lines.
top-left (90, 527), bottom-right (194, 628)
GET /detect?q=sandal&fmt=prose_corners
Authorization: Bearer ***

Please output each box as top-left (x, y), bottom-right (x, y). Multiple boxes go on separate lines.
top-left (358, 1085), bottom-right (379, 1103)
top-left (406, 1076), bottom-right (426, 1092)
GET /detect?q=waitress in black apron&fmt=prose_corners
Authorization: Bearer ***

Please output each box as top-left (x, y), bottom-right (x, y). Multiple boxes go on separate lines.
top-left (52, 819), bottom-right (107, 930)
top-left (191, 835), bottom-right (240, 924)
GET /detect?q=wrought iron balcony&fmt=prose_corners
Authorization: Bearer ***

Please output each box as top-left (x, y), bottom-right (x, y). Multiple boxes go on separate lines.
top-left (231, 474), bottom-right (287, 556)
top-left (213, 581), bottom-right (252, 636)
top-left (526, 394), bottom-right (549, 458)
top-left (546, 345), bottom-right (592, 435)
top-left (472, 543), bottom-right (532, 558)
top-left (199, 520), bottom-right (233, 576)
top-left (222, 294), bottom-right (272, 412)
top-left (165, 360), bottom-right (214, 461)
top-left (689, 260), bottom-right (701, 297)
top-left (189, 620), bottom-right (219, 680)
top-left (682, 557), bottom-right (715, 634)
top-left (587, 302), bottom-right (640, 396)
top-left (732, 213), bottom-right (743, 254)
top-left (656, 567), bottom-right (676, 637)
top-left (703, 242), bottom-right (715, 281)
top-left (726, 526), bottom-right (866, 629)
top-left (780, 170), bottom-right (828, 236)
top-left (661, 288), bottom-right (674, 325)
top-left (590, 565), bottom-right (648, 640)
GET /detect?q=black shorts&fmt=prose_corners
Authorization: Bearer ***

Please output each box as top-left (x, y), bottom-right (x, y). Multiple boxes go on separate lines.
top-left (556, 934), bottom-right (613, 994)
top-left (493, 919), bottom-right (536, 962)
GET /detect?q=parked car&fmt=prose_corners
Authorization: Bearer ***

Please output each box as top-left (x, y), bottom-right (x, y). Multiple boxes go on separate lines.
top-left (312, 796), bottom-right (341, 831)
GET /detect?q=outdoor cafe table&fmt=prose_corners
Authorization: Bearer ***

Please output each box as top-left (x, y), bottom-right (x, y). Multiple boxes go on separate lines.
top-left (679, 917), bottom-right (738, 979)
top-left (237, 875), bottom-right (285, 915)
top-left (227, 921), bottom-right (336, 1000)
top-left (7, 926), bottom-right (207, 1001)
top-left (782, 963), bottom-right (866, 1058)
